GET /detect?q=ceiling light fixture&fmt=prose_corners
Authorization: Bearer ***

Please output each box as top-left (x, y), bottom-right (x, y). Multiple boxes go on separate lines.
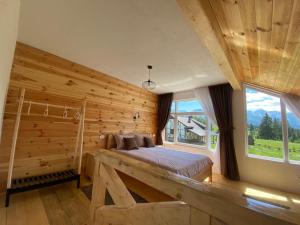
top-left (142, 65), bottom-right (157, 91)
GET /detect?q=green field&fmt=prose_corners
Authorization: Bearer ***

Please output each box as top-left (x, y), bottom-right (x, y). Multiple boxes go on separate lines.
top-left (248, 139), bottom-right (300, 161)
top-left (211, 142), bottom-right (216, 150)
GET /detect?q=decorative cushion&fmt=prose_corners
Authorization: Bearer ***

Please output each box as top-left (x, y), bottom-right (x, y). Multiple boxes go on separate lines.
top-left (114, 134), bottom-right (135, 150)
top-left (106, 134), bottom-right (117, 150)
top-left (123, 137), bottom-right (139, 150)
top-left (144, 137), bottom-right (155, 148)
top-left (134, 134), bottom-right (150, 147)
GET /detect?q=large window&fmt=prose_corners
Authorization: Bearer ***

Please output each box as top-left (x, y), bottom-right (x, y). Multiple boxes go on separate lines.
top-left (165, 99), bottom-right (218, 150)
top-left (245, 86), bottom-right (300, 163)
top-left (287, 107), bottom-right (300, 162)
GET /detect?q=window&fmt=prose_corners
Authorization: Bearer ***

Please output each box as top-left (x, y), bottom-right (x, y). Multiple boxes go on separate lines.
top-left (210, 123), bottom-right (219, 149)
top-left (165, 116), bottom-right (174, 142)
top-left (165, 99), bottom-right (218, 150)
top-left (287, 107), bottom-right (300, 162)
top-left (245, 86), bottom-right (300, 163)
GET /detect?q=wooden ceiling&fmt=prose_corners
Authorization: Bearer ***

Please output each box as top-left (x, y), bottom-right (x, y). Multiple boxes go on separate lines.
top-left (178, 0), bottom-right (300, 96)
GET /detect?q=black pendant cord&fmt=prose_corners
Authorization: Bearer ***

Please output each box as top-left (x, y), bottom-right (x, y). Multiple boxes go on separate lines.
top-left (148, 65), bottom-right (152, 82)
top-left (143, 65), bottom-right (156, 90)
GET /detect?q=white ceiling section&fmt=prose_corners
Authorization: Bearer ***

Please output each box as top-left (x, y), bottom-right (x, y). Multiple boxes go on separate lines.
top-left (18, 0), bottom-right (227, 94)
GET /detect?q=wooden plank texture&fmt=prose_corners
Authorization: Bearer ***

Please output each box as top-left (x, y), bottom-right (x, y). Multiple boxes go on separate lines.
top-left (177, 0), bottom-right (300, 96)
top-left (93, 149), bottom-right (300, 225)
top-left (0, 42), bottom-right (157, 193)
top-left (94, 202), bottom-right (191, 225)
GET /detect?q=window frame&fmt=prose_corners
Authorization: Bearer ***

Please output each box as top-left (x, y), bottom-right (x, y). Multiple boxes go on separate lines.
top-left (243, 84), bottom-right (300, 165)
top-left (164, 98), bottom-right (216, 151)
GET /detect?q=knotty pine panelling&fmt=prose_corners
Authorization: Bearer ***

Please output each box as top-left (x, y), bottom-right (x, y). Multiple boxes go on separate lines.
top-left (0, 42), bottom-right (157, 192)
top-left (178, 0), bottom-right (300, 96)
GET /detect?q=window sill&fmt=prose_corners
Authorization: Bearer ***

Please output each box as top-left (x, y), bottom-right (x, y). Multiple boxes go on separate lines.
top-left (246, 154), bottom-right (300, 165)
top-left (175, 141), bottom-right (208, 150)
top-left (163, 142), bottom-right (217, 156)
top-left (288, 160), bottom-right (300, 165)
top-left (164, 141), bottom-right (208, 150)
top-left (246, 154), bottom-right (284, 162)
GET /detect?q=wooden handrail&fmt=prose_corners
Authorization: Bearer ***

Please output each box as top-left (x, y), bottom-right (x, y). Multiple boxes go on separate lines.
top-left (91, 149), bottom-right (300, 225)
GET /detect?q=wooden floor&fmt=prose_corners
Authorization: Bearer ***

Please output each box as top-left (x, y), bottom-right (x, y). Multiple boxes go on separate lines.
top-left (1, 174), bottom-right (300, 225)
top-left (0, 182), bottom-right (90, 225)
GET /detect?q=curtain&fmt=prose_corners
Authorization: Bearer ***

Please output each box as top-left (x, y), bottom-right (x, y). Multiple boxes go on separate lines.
top-left (156, 93), bottom-right (173, 145)
top-left (281, 93), bottom-right (300, 120)
top-left (194, 87), bottom-right (220, 174)
top-left (194, 87), bottom-right (217, 124)
top-left (209, 83), bottom-right (240, 180)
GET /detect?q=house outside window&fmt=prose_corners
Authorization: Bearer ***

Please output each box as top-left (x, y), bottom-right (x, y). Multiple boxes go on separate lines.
top-left (245, 86), bottom-right (300, 163)
top-left (165, 99), bottom-right (218, 150)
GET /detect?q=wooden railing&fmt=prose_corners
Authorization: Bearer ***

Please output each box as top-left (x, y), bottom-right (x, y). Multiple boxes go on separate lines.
top-left (89, 150), bottom-right (300, 225)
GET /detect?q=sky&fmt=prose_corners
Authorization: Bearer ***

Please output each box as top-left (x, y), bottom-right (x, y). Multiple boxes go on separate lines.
top-left (173, 100), bottom-right (202, 112)
top-left (246, 88), bottom-right (281, 112)
top-left (177, 89), bottom-right (281, 113)
top-left (174, 89), bottom-right (290, 113)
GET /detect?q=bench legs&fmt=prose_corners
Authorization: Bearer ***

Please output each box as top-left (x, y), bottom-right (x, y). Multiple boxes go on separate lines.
top-left (4, 175), bottom-right (80, 208)
top-left (5, 190), bottom-right (11, 207)
top-left (77, 176), bottom-right (81, 188)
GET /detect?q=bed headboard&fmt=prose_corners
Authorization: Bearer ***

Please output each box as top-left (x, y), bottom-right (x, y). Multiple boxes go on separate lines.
top-left (106, 134), bottom-right (117, 150)
top-left (104, 132), bottom-right (153, 150)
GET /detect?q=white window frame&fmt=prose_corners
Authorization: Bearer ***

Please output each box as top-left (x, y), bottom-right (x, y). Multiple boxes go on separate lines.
top-left (244, 84), bottom-right (300, 165)
top-left (164, 98), bottom-right (215, 151)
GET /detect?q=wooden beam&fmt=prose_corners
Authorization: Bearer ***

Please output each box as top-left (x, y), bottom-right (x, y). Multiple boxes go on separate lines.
top-left (90, 162), bottom-right (106, 223)
top-left (95, 149), bottom-right (299, 225)
top-left (101, 164), bottom-right (136, 208)
top-left (94, 202), bottom-right (193, 225)
top-left (177, 0), bottom-right (241, 90)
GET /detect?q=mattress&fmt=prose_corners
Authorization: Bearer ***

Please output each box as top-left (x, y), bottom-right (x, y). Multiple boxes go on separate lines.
top-left (114, 146), bottom-right (213, 178)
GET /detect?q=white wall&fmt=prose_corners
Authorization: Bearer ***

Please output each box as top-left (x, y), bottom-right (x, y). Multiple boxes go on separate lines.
top-left (233, 89), bottom-right (300, 195)
top-left (173, 89), bottom-right (194, 101)
top-left (0, 0), bottom-right (20, 141)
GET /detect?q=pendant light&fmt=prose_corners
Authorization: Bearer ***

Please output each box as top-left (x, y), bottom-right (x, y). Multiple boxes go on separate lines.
top-left (142, 65), bottom-right (157, 90)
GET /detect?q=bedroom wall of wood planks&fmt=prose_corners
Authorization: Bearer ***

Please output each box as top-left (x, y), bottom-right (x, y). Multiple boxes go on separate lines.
top-left (0, 42), bottom-right (158, 192)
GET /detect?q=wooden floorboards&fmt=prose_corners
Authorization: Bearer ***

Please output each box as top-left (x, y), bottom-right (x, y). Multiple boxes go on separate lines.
top-left (0, 182), bottom-right (90, 225)
top-left (0, 175), bottom-right (300, 225)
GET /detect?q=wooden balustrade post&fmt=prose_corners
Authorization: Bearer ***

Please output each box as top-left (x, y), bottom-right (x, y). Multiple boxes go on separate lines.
top-left (89, 162), bottom-right (106, 225)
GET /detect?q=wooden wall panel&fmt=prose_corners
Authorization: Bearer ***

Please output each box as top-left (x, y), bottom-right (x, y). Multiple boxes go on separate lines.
top-left (0, 42), bottom-right (158, 192)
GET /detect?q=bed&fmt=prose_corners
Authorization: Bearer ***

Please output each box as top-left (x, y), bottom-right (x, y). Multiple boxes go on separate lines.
top-left (83, 134), bottom-right (213, 201)
top-left (104, 134), bottom-right (213, 182)
top-left (114, 146), bottom-right (213, 181)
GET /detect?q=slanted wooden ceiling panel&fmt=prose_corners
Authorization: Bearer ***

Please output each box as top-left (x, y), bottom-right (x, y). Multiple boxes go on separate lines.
top-left (178, 0), bottom-right (300, 95)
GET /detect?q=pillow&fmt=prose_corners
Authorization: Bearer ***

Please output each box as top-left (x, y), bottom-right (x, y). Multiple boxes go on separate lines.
top-left (106, 134), bottom-right (117, 150)
top-left (134, 134), bottom-right (150, 147)
top-left (144, 137), bottom-right (155, 148)
top-left (114, 134), bottom-right (135, 150)
top-left (123, 137), bottom-right (139, 150)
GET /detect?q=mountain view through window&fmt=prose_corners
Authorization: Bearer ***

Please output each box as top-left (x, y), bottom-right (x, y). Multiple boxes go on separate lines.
top-left (246, 88), bottom-right (300, 162)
